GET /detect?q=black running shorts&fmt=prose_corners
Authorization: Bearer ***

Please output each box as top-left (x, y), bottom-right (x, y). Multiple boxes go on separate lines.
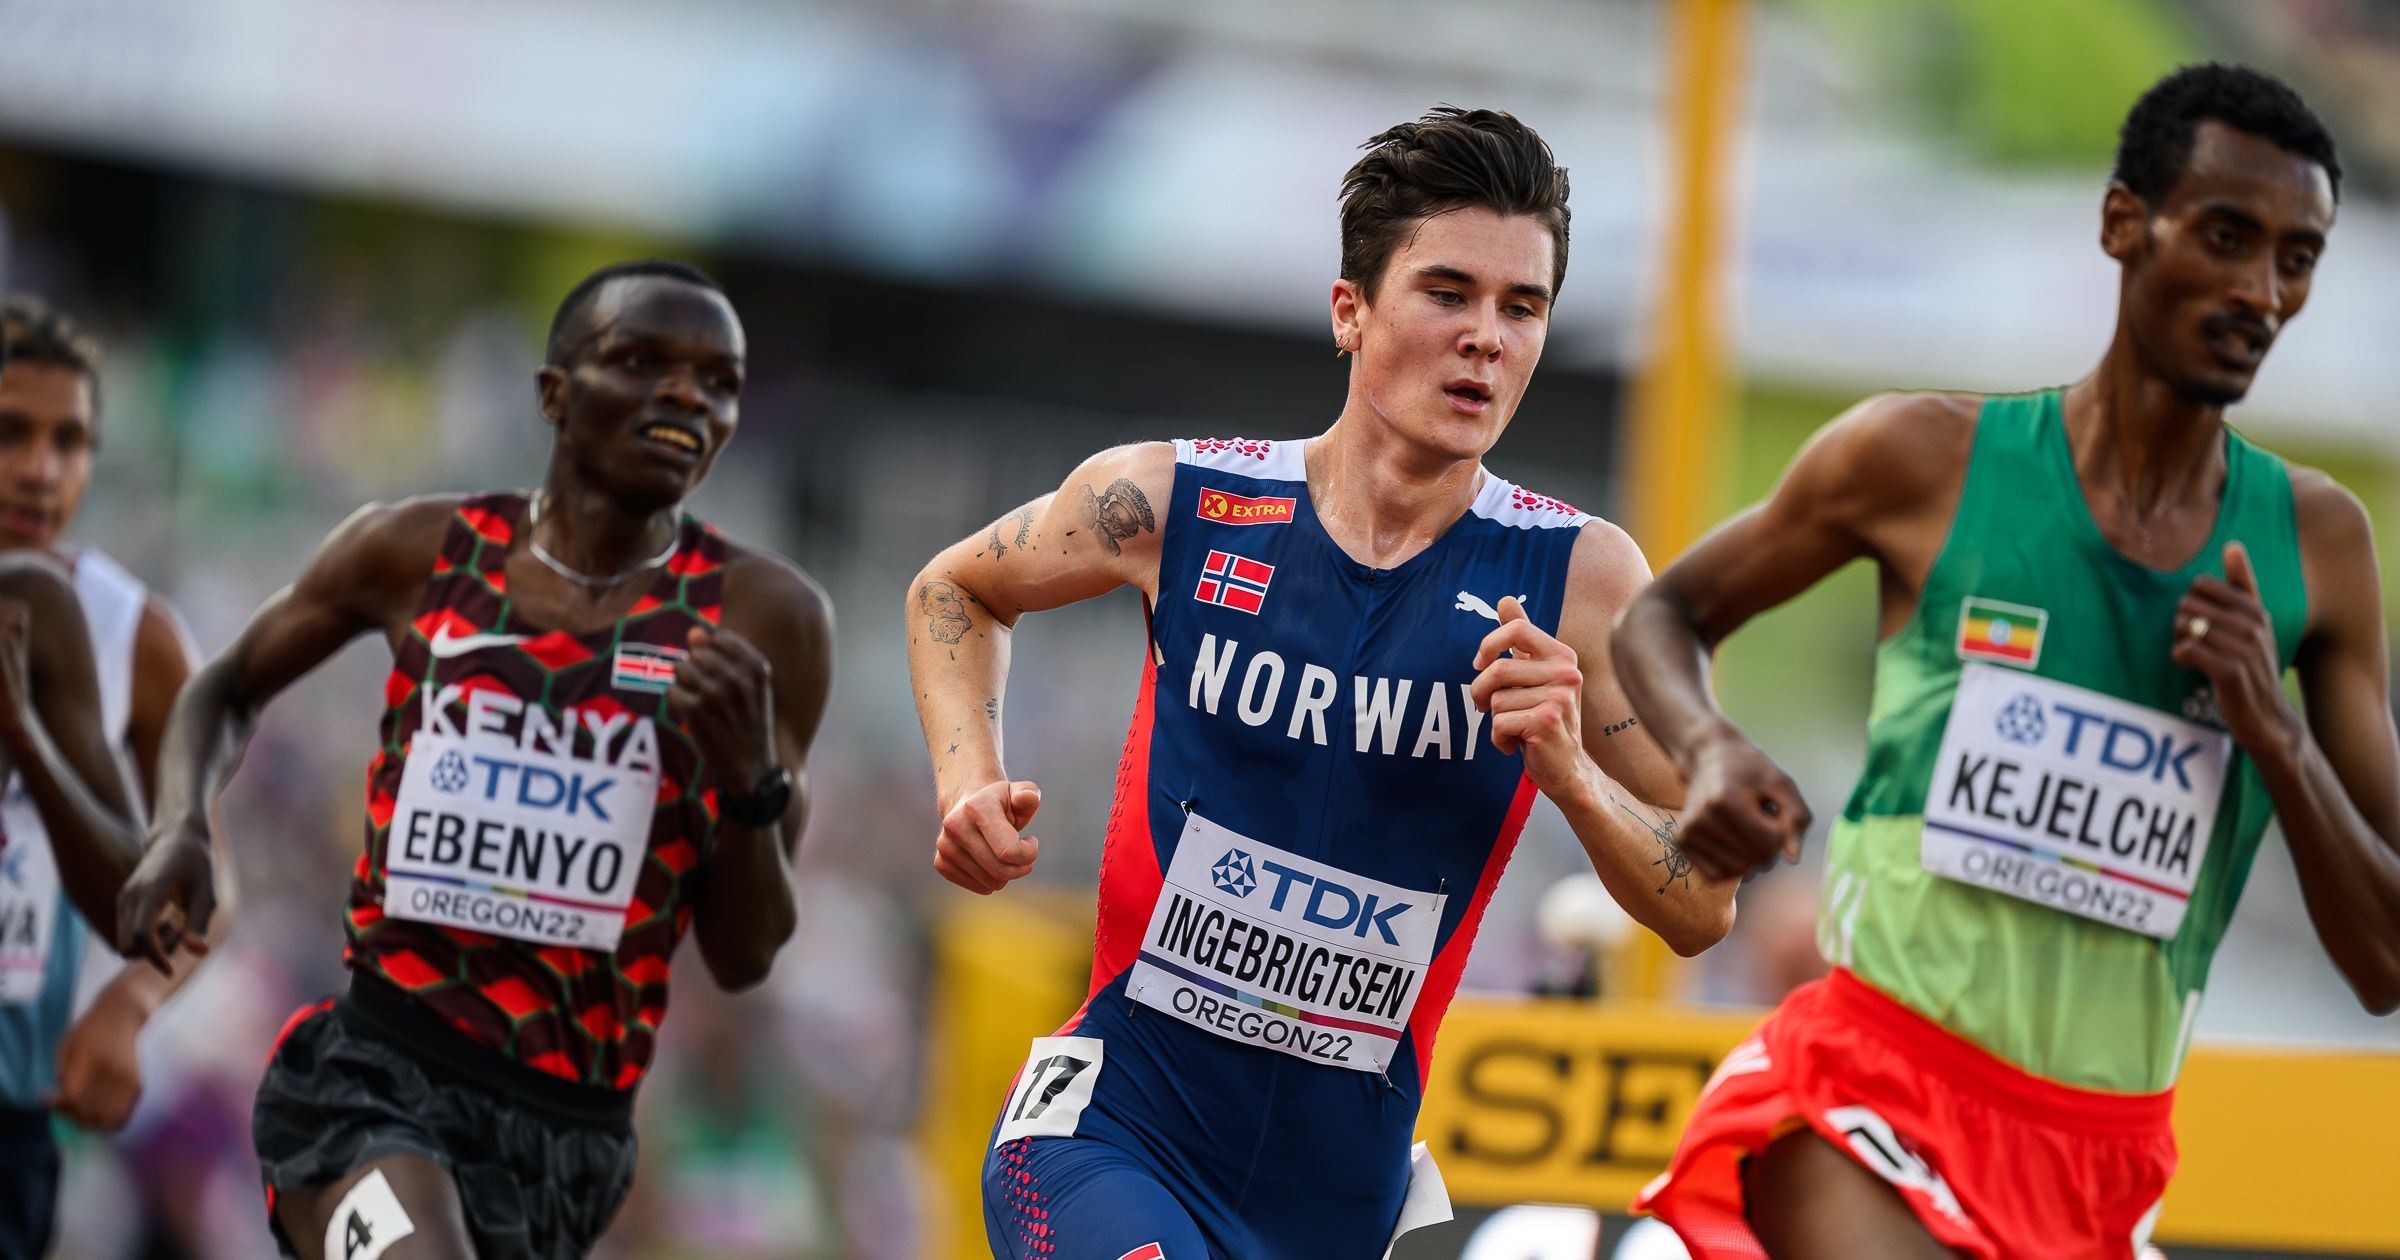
top-left (253, 972), bottom-right (637, 1260)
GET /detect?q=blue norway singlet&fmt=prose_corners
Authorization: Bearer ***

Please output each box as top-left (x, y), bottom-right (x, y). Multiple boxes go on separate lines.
top-left (987, 436), bottom-right (1594, 1259)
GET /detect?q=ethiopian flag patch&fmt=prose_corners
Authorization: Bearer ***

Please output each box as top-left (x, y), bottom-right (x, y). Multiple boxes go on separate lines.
top-left (1957, 597), bottom-right (2048, 669)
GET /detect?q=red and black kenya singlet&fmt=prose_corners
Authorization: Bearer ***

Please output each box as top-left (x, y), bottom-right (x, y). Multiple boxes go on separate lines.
top-left (343, 492), bottom-right (725, 1089)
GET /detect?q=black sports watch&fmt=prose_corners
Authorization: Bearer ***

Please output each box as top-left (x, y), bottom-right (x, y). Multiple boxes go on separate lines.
top-left (722, 766), bottom-right (792, 828)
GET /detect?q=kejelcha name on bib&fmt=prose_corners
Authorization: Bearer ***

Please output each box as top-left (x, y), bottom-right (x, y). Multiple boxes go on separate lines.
top-left (1923, 664), bottom-right (2229, 939)
top-left (384, 687), bottom-right (660, 951)
top-left (1129, 813), bottom-right (1444, 1073)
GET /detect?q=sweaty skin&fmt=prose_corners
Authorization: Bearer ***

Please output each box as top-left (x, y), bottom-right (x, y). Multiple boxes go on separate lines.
top-left (1613, 122), bottom-right (2399, 1254)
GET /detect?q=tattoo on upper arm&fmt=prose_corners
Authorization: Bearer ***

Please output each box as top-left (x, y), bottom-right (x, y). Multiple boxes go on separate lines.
top-left (1616, 798), bottom-right (1692, 894)
top-left (988, 508), bottom-right (1034, 559)
top-left (1080, 479), bottom-right (1157, 556)
top-left (984, 698), bottom-right (999, 720)
top-left (1013, 509), bottom-right (1032, 550)
top-left (918, 582), bottom-right (972, 645)
top-left (1603, 716), bottom-right (1640, 736)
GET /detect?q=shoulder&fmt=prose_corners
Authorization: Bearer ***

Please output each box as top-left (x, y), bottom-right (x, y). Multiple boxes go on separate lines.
top-left (324, 494), bottom-right (471, 569)
top-left (2284, 464), bottom-right (2379, 631)
top-left (1772, 391), bottom-right (1983, 527)
top-left (718, 538), bottom-right (833, 656)
top-left (1806, 391), bottom-right (1981, 470)
top-left (134, 592), bottom-right (200, 681)
top-left (2285, 462), bottom-right (2373, 550)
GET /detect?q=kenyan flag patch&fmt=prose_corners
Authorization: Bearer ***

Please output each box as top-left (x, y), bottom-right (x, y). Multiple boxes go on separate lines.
top-left (611, 642), bottom-right (686, 693)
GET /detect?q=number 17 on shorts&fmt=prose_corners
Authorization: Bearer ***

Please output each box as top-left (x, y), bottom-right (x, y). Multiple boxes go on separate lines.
top-left (994, 1037), bottom-right (1106, 1147)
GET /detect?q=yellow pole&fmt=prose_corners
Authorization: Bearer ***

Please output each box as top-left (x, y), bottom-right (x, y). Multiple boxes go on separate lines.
top-left (1620, 0), bottom-right (1747, 1002)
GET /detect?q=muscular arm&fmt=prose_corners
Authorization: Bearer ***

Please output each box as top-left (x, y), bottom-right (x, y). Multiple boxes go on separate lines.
top-left (689, 555), bottom-right (833, 991)
top-left (118, 498), bottom-right (447, 963)
top-left (2250, 478), bottom-right (2400, 1013)
top-left (1548, 522), bottom-right (1736, 955)
top-left (85, 602), bottom-right (209, 1017)
top-left (1610, 393), bottom-right (1973, 877)
top-left (906, 442), bottom-right (1171, 892)
top-left (0, 561), bottom-right (143, 944)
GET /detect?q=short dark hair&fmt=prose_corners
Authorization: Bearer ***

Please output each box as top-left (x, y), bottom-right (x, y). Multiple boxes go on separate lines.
top-left (1340, 106), bottom-right (1571, 300)
top-left (2113, 63), bottom-right (2341, 205)
top-left (0, 295), bottom-right (102, 417)
top-left (545, 259), bottom-right (726, 365)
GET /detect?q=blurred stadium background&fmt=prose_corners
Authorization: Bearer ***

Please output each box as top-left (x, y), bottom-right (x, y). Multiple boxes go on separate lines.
top-left (0, 0), bottom-right (2395, 1256)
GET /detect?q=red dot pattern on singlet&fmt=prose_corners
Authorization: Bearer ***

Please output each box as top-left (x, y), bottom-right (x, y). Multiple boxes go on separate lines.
top-left (1190, 437), bottom-right (1273, 461)
top-left (1507, 487), bottom-right (1580, 515)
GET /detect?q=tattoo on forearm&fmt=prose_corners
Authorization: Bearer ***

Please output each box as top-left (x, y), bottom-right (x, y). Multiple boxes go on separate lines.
top-left (1013, 508), bottom-right (1032, 550)
top-left (987, 519), bottom-right (1008, 559)
top-left (1603, 716), bottom-right (1640, 736)
top-left (985, 698), bottom-right (999, 720)
top-left (1617, 798), bottom-right (1692, 894)
top-left (1080, 479), bottom-right (1157, 556)
top-left (918, 582), bottom-right (972, 645)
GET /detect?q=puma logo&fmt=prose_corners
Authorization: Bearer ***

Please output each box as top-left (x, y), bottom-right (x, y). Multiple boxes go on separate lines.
top-left (1453, 591), bottom-right (1527, 623)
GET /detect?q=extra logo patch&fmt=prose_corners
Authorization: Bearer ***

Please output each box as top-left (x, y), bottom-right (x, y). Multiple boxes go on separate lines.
top-left (1956, 596), bottom-right (2047, 669)
top-left (1197, 487), bottom-right (1295, 526)
top-left (611, 642), bottom-right (687, 693)
top-left (1195, 550), bottom-right (1273, 614)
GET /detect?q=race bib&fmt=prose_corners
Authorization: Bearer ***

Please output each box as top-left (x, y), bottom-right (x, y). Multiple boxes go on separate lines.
top-left (385, 724), bottom-right (657, 951)
top-left (992, 1036), bottom-right (1106, 1147)
top-left (0, 799), bottom-right (59, 1004)
top-left (1128, 812), bottom-right (1444, 1073)
top-left (1922, 665), bottom-right (2229, 939)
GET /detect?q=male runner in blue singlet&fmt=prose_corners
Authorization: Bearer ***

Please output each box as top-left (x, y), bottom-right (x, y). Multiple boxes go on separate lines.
top-left (907, 107), bottom-right (1738, 1260)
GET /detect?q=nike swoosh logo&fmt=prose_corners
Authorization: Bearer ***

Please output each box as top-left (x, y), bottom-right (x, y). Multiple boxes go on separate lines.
top-left (428, 626), bottom-right (530, 658)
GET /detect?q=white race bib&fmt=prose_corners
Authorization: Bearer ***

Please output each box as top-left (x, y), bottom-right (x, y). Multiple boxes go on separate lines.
top-left (1128, 813), bottom-right (1444, 1074)
top-left (0, 793), bottom-right (59, 1003)
top-left (1922, 665), bottom-right (2229, 939)
top-left (385, 727), bottom-right (657, 951)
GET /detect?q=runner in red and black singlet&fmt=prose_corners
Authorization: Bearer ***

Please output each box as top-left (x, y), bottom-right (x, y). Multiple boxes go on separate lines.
top-left (344, 493), bottom-right (727, 1089)
top-left (117, 260), bottom-right (834, 1260)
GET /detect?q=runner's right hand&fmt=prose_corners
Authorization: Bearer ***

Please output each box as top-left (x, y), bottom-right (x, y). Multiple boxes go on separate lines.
top-left (114, 823), bottom-right (217, 974)
top-left (934, 779), bottom-right (1043, 895)
top-left (1676, 732), bottom-right (1813, 880)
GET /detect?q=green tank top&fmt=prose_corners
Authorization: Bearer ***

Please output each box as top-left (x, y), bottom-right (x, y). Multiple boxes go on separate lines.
top-left (1823, 389), bottom-right (2307, 1093)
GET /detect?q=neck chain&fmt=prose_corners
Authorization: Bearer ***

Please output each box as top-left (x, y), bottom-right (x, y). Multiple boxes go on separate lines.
top-left (525, 493), bottom-right (679, 590)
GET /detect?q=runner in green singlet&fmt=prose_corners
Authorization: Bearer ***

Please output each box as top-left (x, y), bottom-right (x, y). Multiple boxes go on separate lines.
top-left (1615, 65), bottom-right (2400, 1259)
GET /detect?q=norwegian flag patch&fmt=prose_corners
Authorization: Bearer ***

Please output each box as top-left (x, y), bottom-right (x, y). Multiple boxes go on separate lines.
top-left (1195, 550), bottom-right (1274, 614)
top-left (611, 642), bottom-right (687, 693)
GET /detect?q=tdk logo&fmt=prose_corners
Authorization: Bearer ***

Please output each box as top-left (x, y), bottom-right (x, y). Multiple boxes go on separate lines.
top-left (430, 751), bottom-right (472, 793)
top-left (444, 755), bottom-right (617, 821)
top-left (1994, 694), bottom-right (2046, 745)
top-left (2024, 701), bottom-right (2206, 791)
top-left (1259, 861), bottom-right (1413, 946)
top-left (1212, 849), bottom-right (1257, 898)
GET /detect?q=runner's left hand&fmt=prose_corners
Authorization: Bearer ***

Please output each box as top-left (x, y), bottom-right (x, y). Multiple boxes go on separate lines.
top-left (669, 627), bottom-right (780, 794)
top-left (1470, 597), bottom-right (1593, 798)
top-left (2171, 541), bottom-right (2301, 758)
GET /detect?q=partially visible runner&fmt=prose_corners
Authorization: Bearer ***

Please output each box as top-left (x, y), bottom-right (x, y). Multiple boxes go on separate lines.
top-left (117, 260), bottom-right (834, 1259)
top-left (0, 315), bottom-right (153, 1257)
top-left (908, 108), bottom-right (1736, 1260)
top-left (0, 299), bottom-right (210, 1148)
top-left (1616, 65), bottom-right (2400, 1259)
